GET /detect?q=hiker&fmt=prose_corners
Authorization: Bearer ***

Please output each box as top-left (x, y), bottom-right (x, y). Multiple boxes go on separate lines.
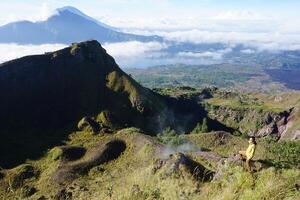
top-left (239, 137), bottom-right (256, 171)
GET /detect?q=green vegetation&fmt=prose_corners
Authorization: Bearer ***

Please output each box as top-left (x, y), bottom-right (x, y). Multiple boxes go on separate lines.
top-left (6, 164), bottom-right (37, 190)
top-left (126, 64), bottom-right (255, 88)
top-left (200, 90), bottom-right (298, 135)
top-left (266, 139), bottom-right (300, 168)
top-left (201, 118), bottom-right (209, 133)
top-left (157, 127), bottom-right (187, 146)
top-left (186, 132), bottom-right (266, 159)
top-left (125, 64), bottom-right (289, 93)
top-left (1, 127), bottom-right (299, 199)
top-left (192, 118), bottom-right (209, 133)
top-left (199, 166), bottom-right (299, 200)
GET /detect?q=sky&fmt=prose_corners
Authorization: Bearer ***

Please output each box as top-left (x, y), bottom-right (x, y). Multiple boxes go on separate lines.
top-left (0, 0), bottom-right (300, 66)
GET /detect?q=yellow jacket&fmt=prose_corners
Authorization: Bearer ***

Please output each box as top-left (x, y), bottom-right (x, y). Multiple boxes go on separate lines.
top-left (246, 143), bottom-right (256, 160)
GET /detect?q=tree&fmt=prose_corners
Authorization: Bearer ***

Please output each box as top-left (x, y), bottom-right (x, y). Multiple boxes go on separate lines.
top-left (191, 117), bottom-right (209, 134)
top-left (192, 122), bottom-right (202, 134)
top-left (201, 117), bottom-right (209, 133)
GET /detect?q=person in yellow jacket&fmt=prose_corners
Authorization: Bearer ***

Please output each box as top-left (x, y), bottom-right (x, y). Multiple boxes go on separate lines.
top-left (239, 137), bottom-right (257, 171)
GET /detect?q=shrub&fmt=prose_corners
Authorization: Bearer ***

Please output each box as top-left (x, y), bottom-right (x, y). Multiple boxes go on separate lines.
top-left (191, 122), bottom-right (202, 134)
top-left (157, 127), bottom-right (187, 146)
top-left (191, 117), bottom-right (209, 134)
top-left (266, 138), bottom-right (300, 168)
top-left (201, 118), bottom-right (209, 133)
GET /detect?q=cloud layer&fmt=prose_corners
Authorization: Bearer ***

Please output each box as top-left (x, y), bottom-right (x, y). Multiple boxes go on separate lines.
top-left (103, 41), bottom-right (167, 58)
top-left (177, 47), bottom-right (232, 60)
top-left (0, 43), bottom-right (66, 64)
top-left (122, 29), bottom-right (300, 52)
top-left (0, 42), bottom-right (170, 68)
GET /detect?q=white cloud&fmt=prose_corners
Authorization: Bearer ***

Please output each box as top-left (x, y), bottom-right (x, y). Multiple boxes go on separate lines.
top-left (40, 2), bottom-right (58, 21)
top-left (103, 41), bottom-right (167, 58)
top-left (100, 9), bottom-right (278, 32)
top-left (102, 41), bottom-right (225, 67)
top-left (241, 49), bottom-right (255, 54)
top-left (100, 9), bottom-right (299, 52)
top-left (0, 42), bottom-right (169, 67)
top-left (0, 43), bottom-right (67, 64)
top-left (177, 48), bottom-right (232, 60)
top-left (178, 51), bottom-right (223, 60)
top-left (125, 29), bottom-right (300, 52)
top-left (279, 20), bottom-right (300, 34)
top-left (102, 41), bottom-right (168, 67)
top-left (212, 10), bottom-right (270, 20)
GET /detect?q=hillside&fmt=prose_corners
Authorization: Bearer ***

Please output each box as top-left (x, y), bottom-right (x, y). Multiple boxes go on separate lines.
top-left (0, 40), bottom-right (204, 168)
top-left (155, 87), bottom-right (300, 140)
top-left (0, 40), bottom-right (157, 132)
top-left (0, 128), bottom-right (299, 199)
top-left (0, 41), bottom-right (299, 200)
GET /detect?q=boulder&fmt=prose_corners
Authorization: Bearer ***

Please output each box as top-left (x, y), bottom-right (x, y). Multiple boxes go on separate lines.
top-left (153, 153), bottom-right (215, 182)
top-left (77, 116), bottom-right (101, 133)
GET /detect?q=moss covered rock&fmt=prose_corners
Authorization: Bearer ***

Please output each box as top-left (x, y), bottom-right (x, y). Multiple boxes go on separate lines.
top-left (77, 116), bottom-right (101, 133)
top-left (7, 164), bottom-right (37, 189)
top-left (49, 146), bottom-right (86, 162)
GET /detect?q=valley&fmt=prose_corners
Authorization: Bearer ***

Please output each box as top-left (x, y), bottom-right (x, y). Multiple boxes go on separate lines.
top-left (125, 64), bottom-right (291, 93)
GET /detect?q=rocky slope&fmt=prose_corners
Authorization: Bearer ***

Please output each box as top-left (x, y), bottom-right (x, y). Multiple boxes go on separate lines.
top-left (203, 90), bottom-right (300, 140)
top-left (155, 87), bottom-right (300, 140)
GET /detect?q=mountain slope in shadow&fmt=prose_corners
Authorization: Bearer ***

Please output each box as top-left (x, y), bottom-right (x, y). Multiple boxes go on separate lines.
top-left (0, 40), bottom-right (208, 168)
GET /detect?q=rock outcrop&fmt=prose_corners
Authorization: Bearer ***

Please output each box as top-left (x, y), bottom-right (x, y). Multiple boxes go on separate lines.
top-left (205, 99), bottom-right (296, 139)
top-left (256, 108), bottom-right (294, 139)
top-left (153, 153), bottom-right (215, 182)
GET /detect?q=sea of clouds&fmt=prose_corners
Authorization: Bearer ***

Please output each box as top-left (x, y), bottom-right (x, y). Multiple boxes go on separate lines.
top-left (1, 9), bottom-right (300, 67)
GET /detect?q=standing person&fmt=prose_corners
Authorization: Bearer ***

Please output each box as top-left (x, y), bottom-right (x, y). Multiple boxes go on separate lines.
top-left (239, 137), bottom-right (257, 171)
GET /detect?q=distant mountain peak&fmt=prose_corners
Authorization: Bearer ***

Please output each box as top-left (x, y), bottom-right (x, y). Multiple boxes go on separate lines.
top-left (0, 6), bottom-right (161, 44)
top-left (56, 6), bottom-right (117, 31)
top-left (57, 6), bottom-right (82, 14)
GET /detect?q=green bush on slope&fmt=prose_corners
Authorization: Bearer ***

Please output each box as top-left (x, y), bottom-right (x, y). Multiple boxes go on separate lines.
top-left (192, 118), bottom-right (210, 134)
top-left (157, 127), bottom-right (187, 146)
top-left (266, 138), bottom-right (300, 168)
